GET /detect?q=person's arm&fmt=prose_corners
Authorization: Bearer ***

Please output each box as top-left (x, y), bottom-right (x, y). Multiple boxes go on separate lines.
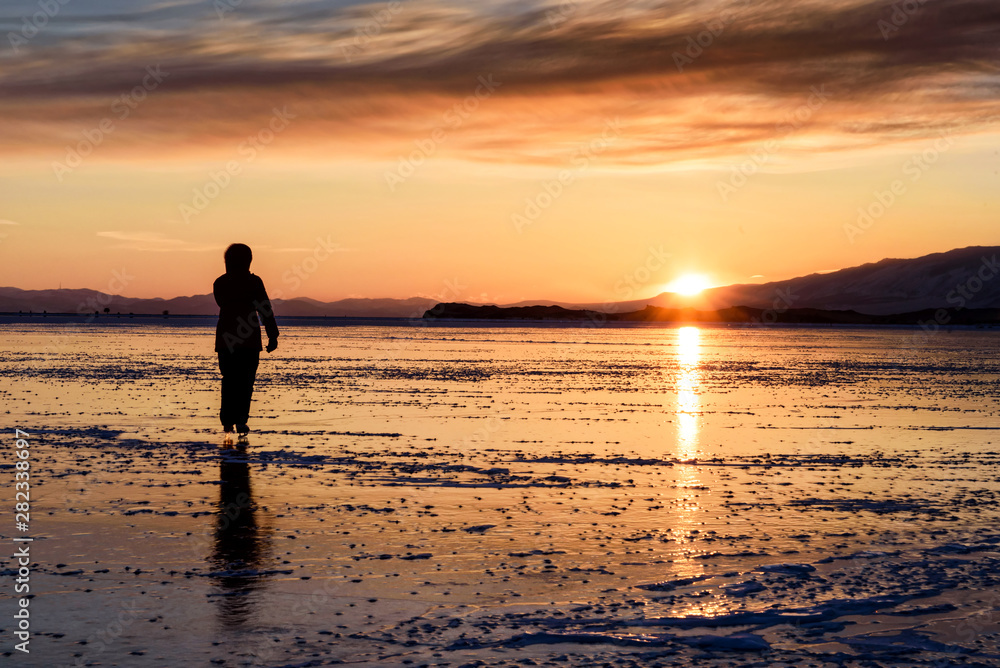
top-left (213, 276), bottom-right (225, 308)
top-left (254, 276), bottom-right (279, 352)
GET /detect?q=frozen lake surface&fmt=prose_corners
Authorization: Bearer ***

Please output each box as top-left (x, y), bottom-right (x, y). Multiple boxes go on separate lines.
top-left (2, 322), bottom-right (1000, 667)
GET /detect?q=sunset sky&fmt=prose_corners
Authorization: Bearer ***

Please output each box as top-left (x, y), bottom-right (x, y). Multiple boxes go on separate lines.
top-left (1, 0), bottom-right (998, 303)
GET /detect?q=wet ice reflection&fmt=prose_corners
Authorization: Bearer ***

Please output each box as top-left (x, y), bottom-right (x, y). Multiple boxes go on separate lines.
top-left (210, 451), bottom-right (274, 628)
top-left (675, 326), bottom-right (701, 460)
top-left (669, 326), bottom-right (706, 582)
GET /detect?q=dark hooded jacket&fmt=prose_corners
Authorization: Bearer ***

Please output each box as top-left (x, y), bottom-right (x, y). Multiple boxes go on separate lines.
top-left (213, 271), bottom-right (279, 353)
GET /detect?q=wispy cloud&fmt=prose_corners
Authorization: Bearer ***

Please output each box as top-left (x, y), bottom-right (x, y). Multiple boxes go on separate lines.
top-left (267, 245), bottom-right (355, 253)
top-left (97, 231), bottom-right (219, 252)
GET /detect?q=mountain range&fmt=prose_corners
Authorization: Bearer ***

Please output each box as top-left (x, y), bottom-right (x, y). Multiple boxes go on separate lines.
top-left (3, 246), bottom-right (998, 317)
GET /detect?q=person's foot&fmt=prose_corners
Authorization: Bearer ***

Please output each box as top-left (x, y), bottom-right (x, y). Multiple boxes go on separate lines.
top-left (223, 424), bottom-right (235, 433)
top-left (236, 424), bottom-right (250, 435)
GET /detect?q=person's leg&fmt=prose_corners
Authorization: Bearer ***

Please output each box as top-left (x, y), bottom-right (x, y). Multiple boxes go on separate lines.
top-left (235, 350), bottom-right (260, 429)
top-left (218, 352), bottom-right (236, 430)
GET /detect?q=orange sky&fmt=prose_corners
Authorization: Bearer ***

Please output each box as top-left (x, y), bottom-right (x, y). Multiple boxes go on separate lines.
top-left (1, 0), bottom-right (999, 302)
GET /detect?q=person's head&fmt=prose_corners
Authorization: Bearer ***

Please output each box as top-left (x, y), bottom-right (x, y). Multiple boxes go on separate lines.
top-left (224, 243), bottom-right (253, 273)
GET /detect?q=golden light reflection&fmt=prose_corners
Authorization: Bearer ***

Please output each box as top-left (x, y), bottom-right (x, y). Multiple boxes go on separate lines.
top-left (676, 596), bottom-right (731, 619)
top-left (667, 326), bottom-right (707, 581)
top-left (676, 325), bottom-right (701, 460)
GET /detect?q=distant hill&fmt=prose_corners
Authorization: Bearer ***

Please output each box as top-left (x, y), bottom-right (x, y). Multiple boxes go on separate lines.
top-left (474, 246), bottom-right (1000, 315)
top-left (3, 246), bottom-right (998, 317)
top-left (423, 302), bottom-right (1000, 326)
top-left (490, 247), bottom-right (997, 316)
top-left (647, 246), bottom-right (1000, 315)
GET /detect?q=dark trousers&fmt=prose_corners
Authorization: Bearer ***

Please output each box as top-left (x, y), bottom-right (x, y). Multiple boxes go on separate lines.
top-left (218, 350), bottom-right (260, 426)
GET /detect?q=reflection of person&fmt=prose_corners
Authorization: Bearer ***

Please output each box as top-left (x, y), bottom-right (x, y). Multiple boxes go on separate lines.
top-left (214, 243), bottom-right (279, 435)
top-left (210, 454), bottom-right (271, 627)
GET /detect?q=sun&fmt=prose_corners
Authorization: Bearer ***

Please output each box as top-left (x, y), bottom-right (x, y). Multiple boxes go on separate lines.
top-left (665, 274), bottom-right (711, 296)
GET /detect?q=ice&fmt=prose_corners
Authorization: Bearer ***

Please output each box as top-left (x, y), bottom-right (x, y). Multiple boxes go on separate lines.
top-left (4, 322), bottom-right (1000, 666)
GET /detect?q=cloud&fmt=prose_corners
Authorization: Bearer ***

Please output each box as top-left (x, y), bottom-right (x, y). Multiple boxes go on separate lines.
top-left (3, 0), bottom-right (1000, 167)
top-left (96, 231), bottom-right (219, 252)
top-left (267, 245), bottom-right (355, 253)
top-left (0, 220), bottom-right (20, 225)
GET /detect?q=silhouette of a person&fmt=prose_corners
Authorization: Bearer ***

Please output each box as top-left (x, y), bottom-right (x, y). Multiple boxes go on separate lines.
top-left (214, 243), bottom-right (279, 435)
